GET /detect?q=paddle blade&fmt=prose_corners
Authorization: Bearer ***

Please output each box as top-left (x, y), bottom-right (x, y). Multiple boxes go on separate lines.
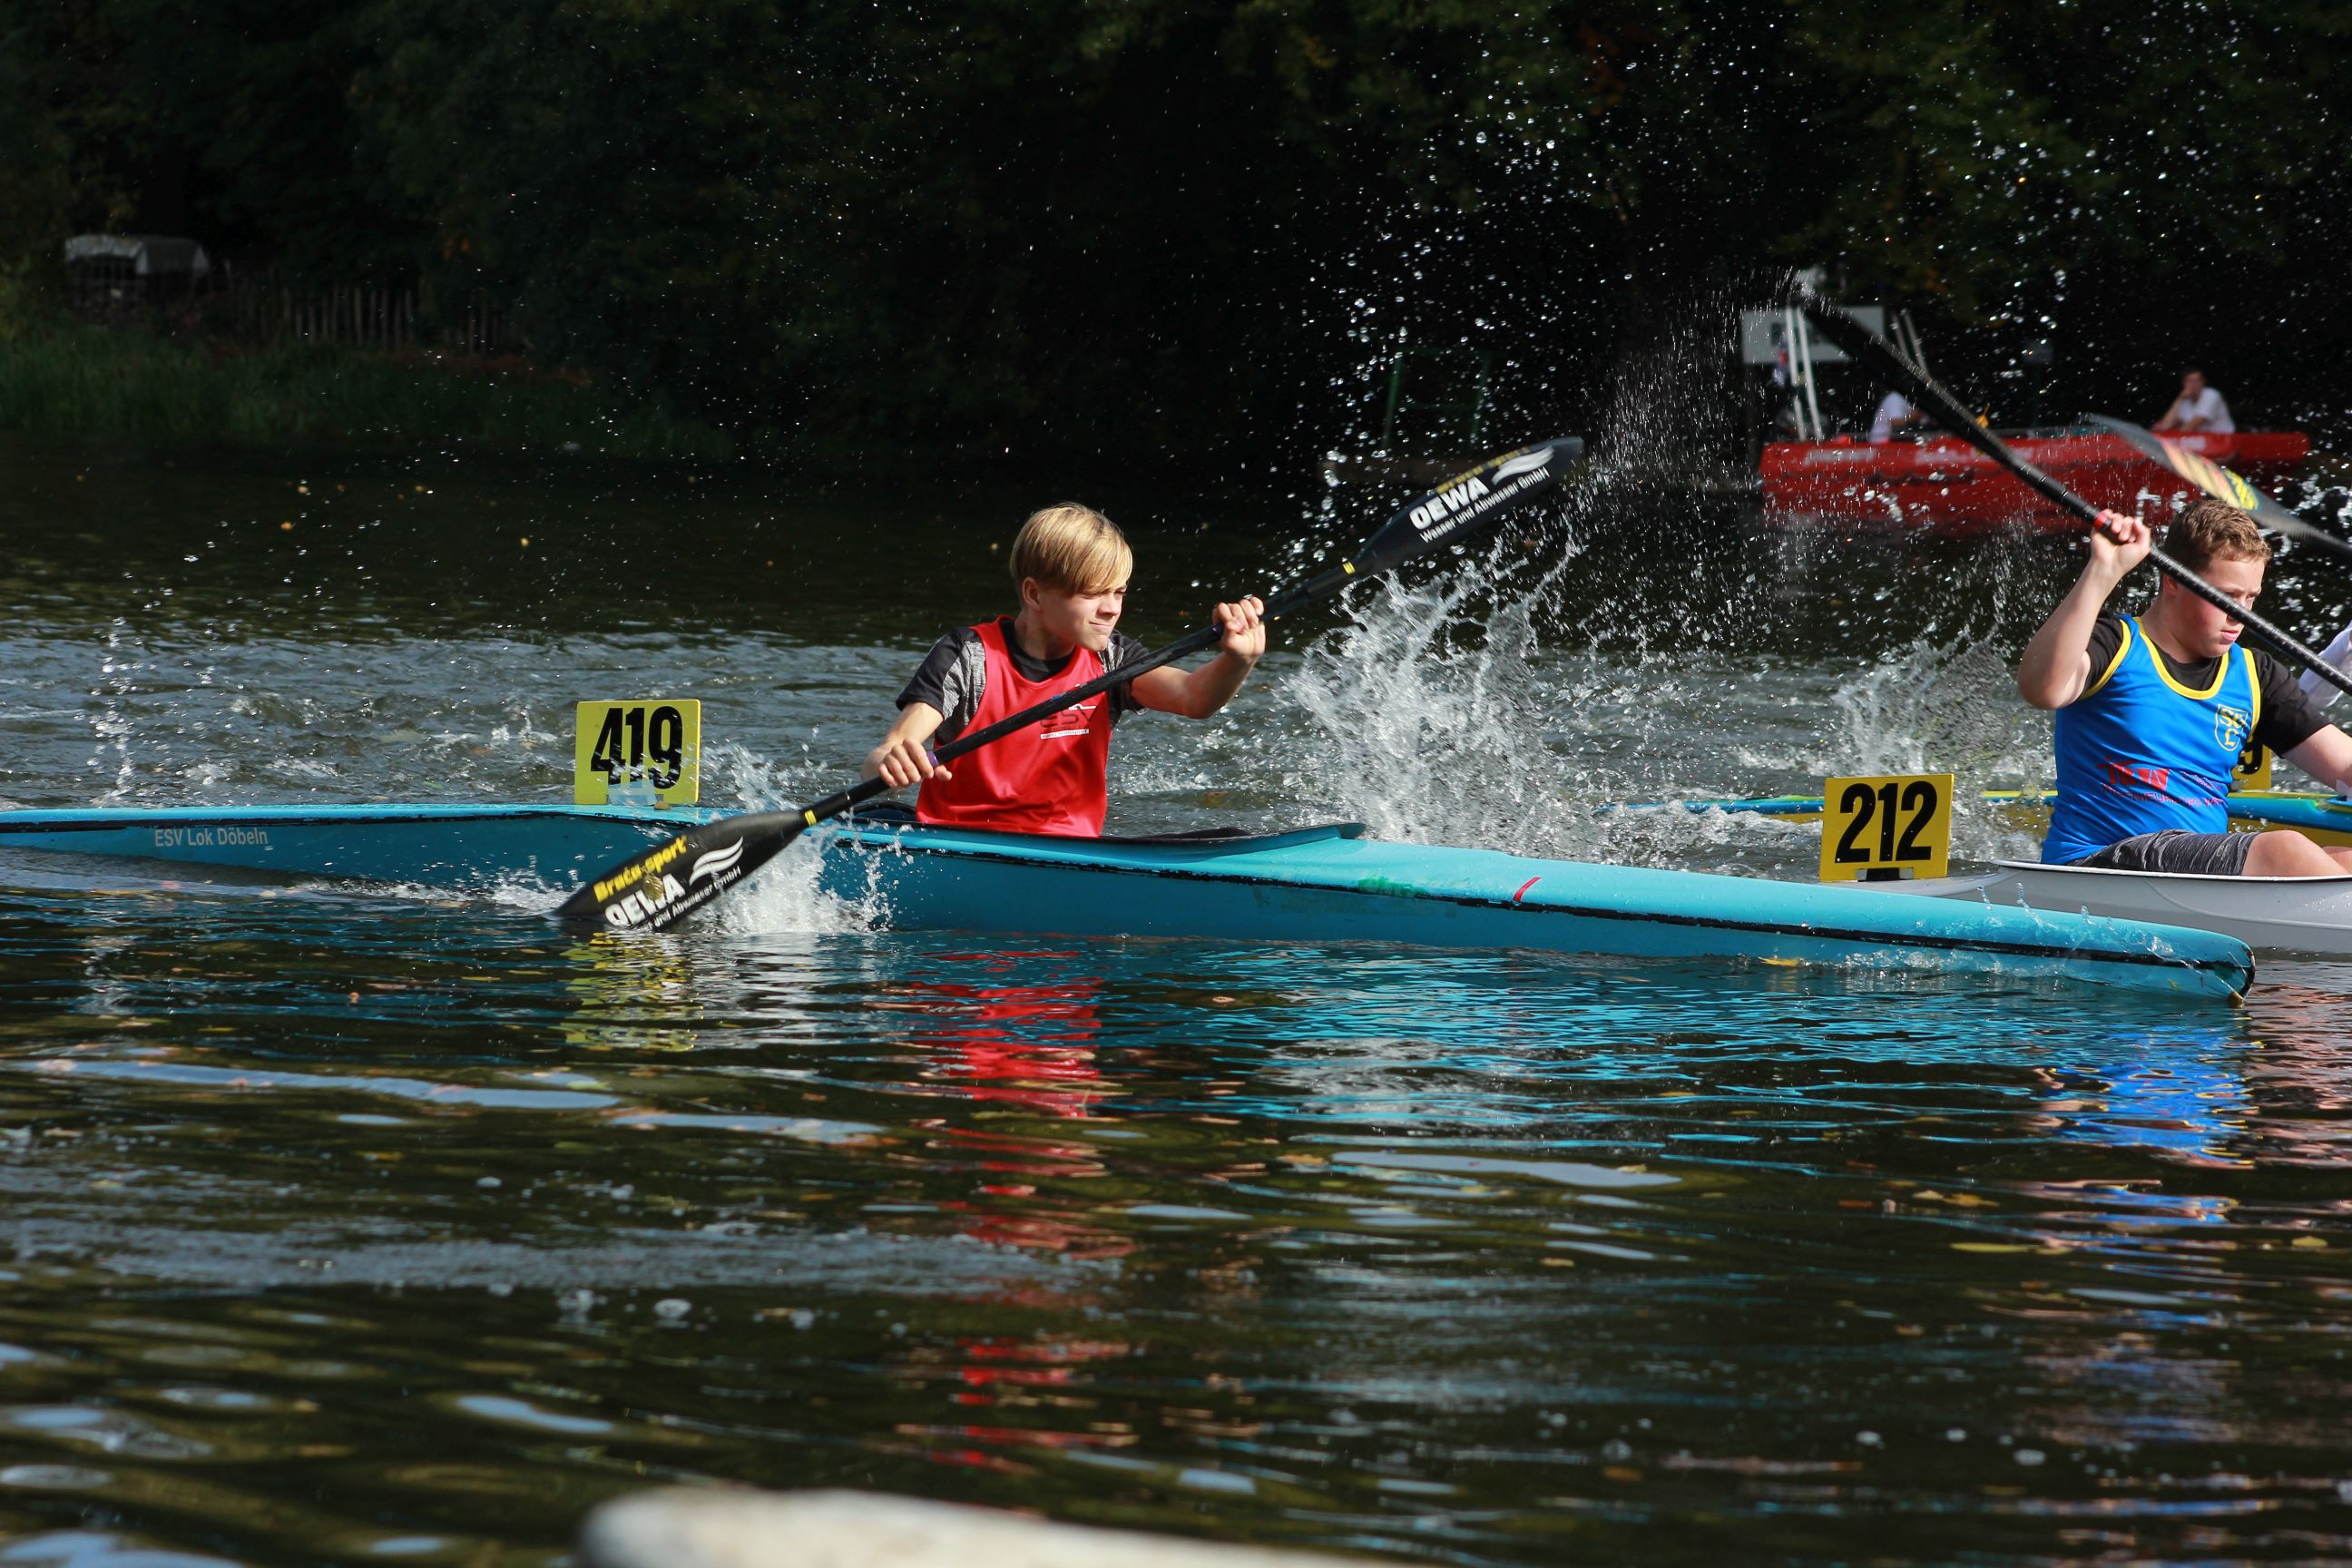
top-left (556, 811), bottom-right (803, 931)
top-left (2081, 412), bottom-right (2352, 559)
top-left (1353, 436), bottom-right (1582, 575)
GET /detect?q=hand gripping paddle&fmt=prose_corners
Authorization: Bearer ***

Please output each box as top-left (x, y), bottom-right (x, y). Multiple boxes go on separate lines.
top-left (1796, 290), bottom-right (2352, 701)
top-left (560, 436), bottom-right (1581, 932)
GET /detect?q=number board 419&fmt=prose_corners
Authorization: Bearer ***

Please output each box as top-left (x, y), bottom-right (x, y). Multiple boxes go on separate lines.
top-left (574, 700), bottom-right (701, 808)
top-left (1818, 772), bottom-right (1953, 882)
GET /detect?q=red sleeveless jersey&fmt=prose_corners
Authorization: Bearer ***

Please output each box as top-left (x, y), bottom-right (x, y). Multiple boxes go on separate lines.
top-left (916, 621), bottom-right (1114, 837)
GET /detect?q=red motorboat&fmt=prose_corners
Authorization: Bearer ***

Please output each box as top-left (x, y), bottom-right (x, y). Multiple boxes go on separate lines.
top-left (1761, 426), bottom-right (2311, 529)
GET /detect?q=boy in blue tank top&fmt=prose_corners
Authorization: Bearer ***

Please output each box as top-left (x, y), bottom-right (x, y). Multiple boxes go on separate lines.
top-left (2019, 498), bottom-right (2352, 875)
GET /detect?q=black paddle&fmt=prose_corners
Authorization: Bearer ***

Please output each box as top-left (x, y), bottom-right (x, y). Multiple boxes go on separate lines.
top-left (2079, 412), bottom-right (2352, 563)
top-left (1795, 291), bottom-right (2352, 701)
top-left (559, 436), bottom-right (1580, 932)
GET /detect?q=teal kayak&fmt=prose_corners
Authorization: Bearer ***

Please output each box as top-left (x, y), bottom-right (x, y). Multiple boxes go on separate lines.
top-left (2216, 791), bottom-right (2352, 845)
top-left (0, 802), bottom-right (699, 887)
top-left (0, 802), bottom-right (2253, 998)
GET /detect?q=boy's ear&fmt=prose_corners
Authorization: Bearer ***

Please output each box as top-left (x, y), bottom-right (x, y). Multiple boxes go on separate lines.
top-left (1018, 576), bottom-right (1041, 610)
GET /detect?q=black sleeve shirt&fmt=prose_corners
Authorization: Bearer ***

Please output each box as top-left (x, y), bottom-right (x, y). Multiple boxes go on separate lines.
top-left (896, 618), bottom-right (1148, 742)
top-left (2082, 614), bottom-right (2326, 755)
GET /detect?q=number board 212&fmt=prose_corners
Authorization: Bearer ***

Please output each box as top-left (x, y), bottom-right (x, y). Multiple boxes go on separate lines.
top-left (1818, 772), bottom-right (1953, 882)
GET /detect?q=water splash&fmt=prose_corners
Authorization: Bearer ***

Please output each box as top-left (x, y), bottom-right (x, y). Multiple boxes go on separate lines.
top-left (1273, 285), bottom-right (2082, 875)
top-left (1824, 632), bottom-right (2054, 862)
top-left (696, 737), bottom-right (885, 936)
top-left (718, 836), bottom-right (887, 938)
top-left (1278, 284), bottom-right (1765, 865)
top-left (1277, 534), bottom-right (1591, 856)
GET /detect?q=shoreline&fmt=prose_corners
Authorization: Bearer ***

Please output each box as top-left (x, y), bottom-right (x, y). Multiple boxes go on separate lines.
top-left (0, 319), bottom-right (1345, 495)
top-left (0, 319), bottom-right (735, 462)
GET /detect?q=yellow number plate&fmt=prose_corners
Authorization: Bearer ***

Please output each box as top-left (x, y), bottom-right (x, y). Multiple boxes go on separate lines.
top-left (574, 700), bottom-right (701, 807)
top-left (1818, 772), bottom-right (1953, 882)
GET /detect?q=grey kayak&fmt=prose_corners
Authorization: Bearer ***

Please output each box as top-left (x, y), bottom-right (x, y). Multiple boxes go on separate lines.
top-left (1878, 859), bottom-right (2352, 957)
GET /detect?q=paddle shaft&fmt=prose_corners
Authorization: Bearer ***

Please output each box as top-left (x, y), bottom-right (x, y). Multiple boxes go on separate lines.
top-left (1798, 295), bottom-right (2352, 701)
top-left (1988, 436), bottom-right (2348, 694)
top-left (787, 567), bottom-right (1352, 829)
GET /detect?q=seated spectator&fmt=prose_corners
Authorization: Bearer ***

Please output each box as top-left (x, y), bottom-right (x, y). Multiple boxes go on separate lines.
top-left (2153, 368), bottom-right (2234, 434)
top-left (1868, 389), bottom-right (1921, 443)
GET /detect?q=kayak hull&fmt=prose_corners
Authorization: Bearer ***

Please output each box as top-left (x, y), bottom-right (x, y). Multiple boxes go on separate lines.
top-left (0, 803), bottom-right (704, 886)
top-left (1761, 428), bottom-right (2310, 529)
top-left (1885, 858), bottom-right (2352, 958)
top-left (1649, 789), bottom-right (2352, 953)
top-left (804, 820), bottom-right (2251, 999)
top-left (0, 804), bottom-right (2253, 998)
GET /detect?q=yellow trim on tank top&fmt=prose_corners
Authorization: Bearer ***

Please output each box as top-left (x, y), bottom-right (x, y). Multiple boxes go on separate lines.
top-left (2136, 619), bottom-right (2238, 701)
top-left (2082, 620), bottom-right (2134, 698)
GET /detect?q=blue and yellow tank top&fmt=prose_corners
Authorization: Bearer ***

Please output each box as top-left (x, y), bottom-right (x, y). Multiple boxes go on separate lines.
top-left (2043, 618), bottom-right (2259, 865)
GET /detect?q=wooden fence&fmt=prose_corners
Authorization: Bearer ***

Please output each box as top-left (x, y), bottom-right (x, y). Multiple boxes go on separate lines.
top-left (68, 261), bottom-right (516, 353)
top-left (226, 283), bottom-right (513, 354)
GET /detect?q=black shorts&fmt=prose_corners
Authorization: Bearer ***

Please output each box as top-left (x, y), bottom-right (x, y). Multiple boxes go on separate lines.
top-left (2066, 830), bottom-right (2256, 876)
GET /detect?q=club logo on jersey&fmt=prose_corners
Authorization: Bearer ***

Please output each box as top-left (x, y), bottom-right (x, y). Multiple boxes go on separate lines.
top-left (2214, 703), bottom-right (2251, 753)
top-left (1038, 701), bottom-right (1096, 740)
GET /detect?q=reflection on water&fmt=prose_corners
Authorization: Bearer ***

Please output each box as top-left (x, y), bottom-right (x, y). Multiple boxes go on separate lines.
top-left (6, 440), bottom-right (2352, 1564)
top-left (3, 877), bottom-right (2351, 1564)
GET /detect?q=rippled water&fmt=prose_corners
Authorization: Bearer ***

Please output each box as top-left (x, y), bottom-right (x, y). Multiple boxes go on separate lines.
top-left (5, 437), bottom-right (2352, 1565)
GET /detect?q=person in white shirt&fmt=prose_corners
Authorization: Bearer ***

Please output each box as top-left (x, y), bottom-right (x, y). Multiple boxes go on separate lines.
top-left (2299, 619), bottom-right (2352, 714)
top-left (1868, 389), bottom-right (1921, 443)
top-left (2153, 369), bottom-right (2235, 435)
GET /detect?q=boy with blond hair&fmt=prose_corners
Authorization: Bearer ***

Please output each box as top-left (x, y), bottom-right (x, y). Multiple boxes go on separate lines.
top-left (864, 503), bottom-right (1266, 837)
top-left (2020, 497), bottom-right (2352, 875)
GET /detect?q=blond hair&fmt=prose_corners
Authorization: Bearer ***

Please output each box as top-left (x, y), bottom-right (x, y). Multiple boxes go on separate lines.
top-left (2165, 497), bottom-right (2269, 574)
top-left (1010, 503), bottom-right (1131, 594)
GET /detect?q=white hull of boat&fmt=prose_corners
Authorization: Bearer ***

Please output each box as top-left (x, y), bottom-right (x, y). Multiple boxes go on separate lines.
top-left (1886, 859), bottom-right (2352, 957)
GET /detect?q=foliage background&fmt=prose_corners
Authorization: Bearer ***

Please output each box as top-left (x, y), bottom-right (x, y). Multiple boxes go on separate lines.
top-left (5, 0), bottom-right (2347, 461)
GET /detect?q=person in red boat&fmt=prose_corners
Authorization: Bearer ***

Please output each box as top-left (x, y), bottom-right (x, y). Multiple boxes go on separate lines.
top-left (1868, 389), bottom-right (1922, 443)
top-left (2153, 368), bottom-right (2235, 435)
top-left (862, 504), bottom-right (1266, 837)
top-left (2020, 499), bottom-right (2352, 875)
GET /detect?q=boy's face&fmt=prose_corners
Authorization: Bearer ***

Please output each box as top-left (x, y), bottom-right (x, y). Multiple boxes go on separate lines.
top-left (1025, 578), bottom-right (1127, 653)
top-left (2161, 554), bottom-right (2262, 661)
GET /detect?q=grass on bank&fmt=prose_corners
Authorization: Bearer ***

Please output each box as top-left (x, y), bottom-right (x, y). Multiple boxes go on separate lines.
top-left (0, 320), bottom-right (734, 461)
